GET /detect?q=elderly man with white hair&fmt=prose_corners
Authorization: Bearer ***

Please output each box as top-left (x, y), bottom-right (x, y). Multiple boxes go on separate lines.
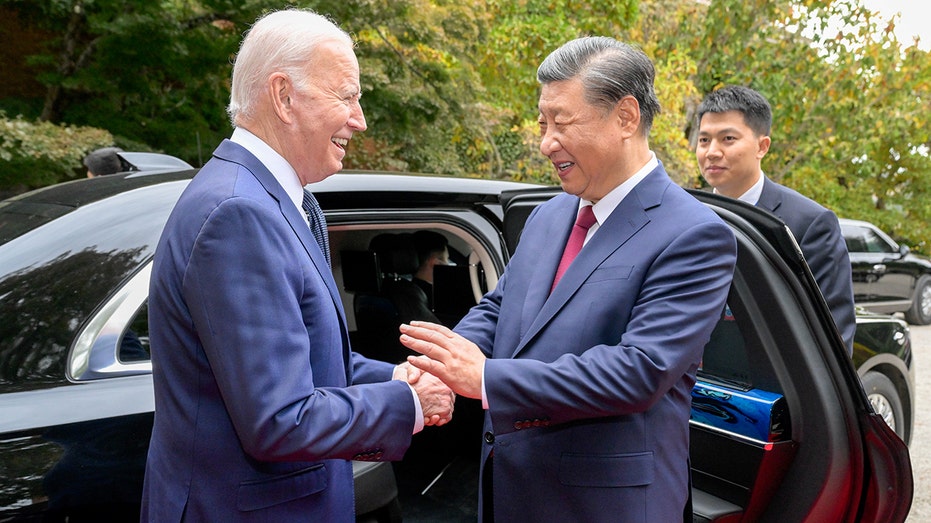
top-left (141, 8), bottom-right (453, 522)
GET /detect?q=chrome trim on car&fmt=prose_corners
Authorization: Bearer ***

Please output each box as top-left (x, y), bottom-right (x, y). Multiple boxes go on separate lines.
top-left (69, 264), bottom-right (152, 381)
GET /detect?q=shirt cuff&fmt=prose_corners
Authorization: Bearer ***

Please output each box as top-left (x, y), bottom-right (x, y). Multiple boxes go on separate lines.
top-left (408, 383), bottom-right (425, 434)
top-left (481, 361), bottom-right (489, 410)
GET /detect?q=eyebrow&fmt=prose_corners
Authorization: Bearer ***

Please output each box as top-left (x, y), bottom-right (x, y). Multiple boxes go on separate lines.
top-left (698, 126), bottom-right (743, 135)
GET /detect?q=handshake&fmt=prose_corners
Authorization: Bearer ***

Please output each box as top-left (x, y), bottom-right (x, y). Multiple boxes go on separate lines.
top-left (392, 320), bottom-right (489, 427)
top-left (393, 362), bottom-right (456, 427)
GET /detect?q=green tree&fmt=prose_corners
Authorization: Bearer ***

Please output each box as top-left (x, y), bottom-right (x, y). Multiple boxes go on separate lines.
top-left (3, 0), bottom-right (929, 257)
top-left (2, 0), bottom-right (276, 164)
top-left (667, 0), bottom-right (931, 252)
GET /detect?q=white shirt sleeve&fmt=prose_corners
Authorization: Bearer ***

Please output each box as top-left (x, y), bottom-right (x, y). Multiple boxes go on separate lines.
top-left (408, 383), bottom-right (425, 434)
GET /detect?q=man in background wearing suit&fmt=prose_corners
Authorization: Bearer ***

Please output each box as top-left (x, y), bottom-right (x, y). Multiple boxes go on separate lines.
top-left (695, 85), bottom-right (856, 354)
top-left (142, 9), bottom-right (453, 522)
top-left (400, 37), bottom-right (737, 522)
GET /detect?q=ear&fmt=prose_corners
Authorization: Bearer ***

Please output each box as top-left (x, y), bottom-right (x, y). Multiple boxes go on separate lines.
top-left (269, 73), bottom-right (294, 124)
top-left (757, 135), bottom-right (771, 158)
top-left (614, 95), bottom-right (642, 138)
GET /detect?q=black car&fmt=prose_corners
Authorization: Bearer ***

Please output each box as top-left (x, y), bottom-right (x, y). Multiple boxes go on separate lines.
top-left (0, 162), bottom-right (914, 522)
top-left (841, 217), bottom-right (931, 325)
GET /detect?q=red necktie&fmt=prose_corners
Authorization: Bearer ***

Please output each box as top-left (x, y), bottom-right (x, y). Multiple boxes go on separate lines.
top-left (551, 205), bottom-right (596, 292)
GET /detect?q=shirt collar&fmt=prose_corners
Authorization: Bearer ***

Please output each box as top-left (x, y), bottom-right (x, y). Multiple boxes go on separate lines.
top-left (230, 127), bottom-right (305, 214)
top-left (714, 171), bottom-right (764, 205)
top-left (582, 152), bottom-right (659, 225)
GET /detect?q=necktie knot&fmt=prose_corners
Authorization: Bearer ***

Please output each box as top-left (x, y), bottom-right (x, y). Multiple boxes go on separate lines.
top-left (575, 205), bottom-right (597, 230)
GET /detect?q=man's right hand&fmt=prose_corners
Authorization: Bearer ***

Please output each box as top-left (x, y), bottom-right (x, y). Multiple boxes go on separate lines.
top-left (411, 371), bottom-right (455, 426)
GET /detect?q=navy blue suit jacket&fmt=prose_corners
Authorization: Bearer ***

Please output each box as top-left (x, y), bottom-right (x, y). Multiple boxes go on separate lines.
top-left (455, 164), bottom-right (737, 522)
top-left (142, 140), bottom-right (415, 522)
top-left (757, 178), bottom-right (856, 353)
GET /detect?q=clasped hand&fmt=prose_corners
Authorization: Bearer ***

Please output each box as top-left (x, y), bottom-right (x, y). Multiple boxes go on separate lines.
top-left (393, 362), bottom-right (455, 426)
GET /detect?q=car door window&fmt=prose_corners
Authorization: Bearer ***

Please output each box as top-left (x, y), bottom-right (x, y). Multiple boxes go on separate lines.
top-left (119, 303), bottom-right (150, 363)
top-left (862, 228), bottom-right (895, 254)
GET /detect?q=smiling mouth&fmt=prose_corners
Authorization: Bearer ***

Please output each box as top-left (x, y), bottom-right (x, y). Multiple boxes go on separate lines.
top-left (332, 137), bottom-right (349, 150)
top-left (555, 161), bottom-right (574, 174)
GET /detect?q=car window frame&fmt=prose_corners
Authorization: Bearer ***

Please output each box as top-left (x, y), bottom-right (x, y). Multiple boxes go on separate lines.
top-left (69, 263), bottom-right (152, 381)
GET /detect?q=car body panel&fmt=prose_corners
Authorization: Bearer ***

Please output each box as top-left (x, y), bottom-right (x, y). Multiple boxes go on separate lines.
top-left (841, 218), bottom-right (931, 321)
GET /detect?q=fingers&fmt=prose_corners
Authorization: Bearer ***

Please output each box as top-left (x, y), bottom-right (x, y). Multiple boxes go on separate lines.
top-left (408, 320), bottom-right (456, 338)
top-left (400, 321), bottom-right (457, 348)
top-left (407, 354), bottom-right (442, 377)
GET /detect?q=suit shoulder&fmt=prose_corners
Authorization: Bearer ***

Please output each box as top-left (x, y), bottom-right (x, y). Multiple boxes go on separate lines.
top-left (768, 181), bottom-right (833, 216)
top-left (664, 183), bottom-right (727, 224)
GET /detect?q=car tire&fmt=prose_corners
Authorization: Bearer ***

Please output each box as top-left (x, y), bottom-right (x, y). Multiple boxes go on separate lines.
top-left (861, 371), bottom-right (904, 440)
top-left (905, 275), bottom-right (931, 325)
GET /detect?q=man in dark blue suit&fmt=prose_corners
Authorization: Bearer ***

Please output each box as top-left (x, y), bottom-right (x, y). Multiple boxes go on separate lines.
top-left (141, 9), bottom-right (453, 522)
top-left (400, 37), bottom-right (737, 522)
top-left (696, 85), bottom-right (855, 354)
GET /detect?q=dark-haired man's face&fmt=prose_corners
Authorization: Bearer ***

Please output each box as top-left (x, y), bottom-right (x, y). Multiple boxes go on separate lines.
top-left (538, 78), bottom-right (629, 203)
top-left (696, 110), bottom-right (770, 199)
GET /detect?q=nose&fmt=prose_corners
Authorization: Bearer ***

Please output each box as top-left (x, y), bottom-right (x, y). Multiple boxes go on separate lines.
top-left (539, 128), bottom-right (560, 157)
top-left (350, 100), bottom-right (367, 132)
top-left (703, 139), bottom-right (722, 159)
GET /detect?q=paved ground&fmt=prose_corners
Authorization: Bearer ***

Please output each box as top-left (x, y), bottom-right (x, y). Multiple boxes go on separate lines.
top-left (906, 323), bottom-right (930, 522)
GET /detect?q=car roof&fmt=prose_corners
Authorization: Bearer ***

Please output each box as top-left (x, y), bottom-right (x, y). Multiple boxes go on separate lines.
top-left (838, 217), bottom-right (876, 228)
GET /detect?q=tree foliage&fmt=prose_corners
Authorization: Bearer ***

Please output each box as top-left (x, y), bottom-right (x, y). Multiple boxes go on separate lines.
top-left (658, 0), bottom-right (931, 252)
top-left (0, 110), bottom-right (112, 194)
top-left (1, 0), bottom-right (929, 252)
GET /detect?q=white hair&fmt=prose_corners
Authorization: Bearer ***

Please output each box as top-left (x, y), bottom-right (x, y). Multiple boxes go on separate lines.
top-left (227, 9), bottom-right (353, 126)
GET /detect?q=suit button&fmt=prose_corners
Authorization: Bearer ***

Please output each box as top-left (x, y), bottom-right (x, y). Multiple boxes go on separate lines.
top-left (484, 431), bottom-right (495, 444)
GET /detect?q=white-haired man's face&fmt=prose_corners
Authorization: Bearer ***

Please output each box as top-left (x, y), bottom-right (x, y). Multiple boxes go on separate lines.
top-left (283, 39), bottom-right (367, 185)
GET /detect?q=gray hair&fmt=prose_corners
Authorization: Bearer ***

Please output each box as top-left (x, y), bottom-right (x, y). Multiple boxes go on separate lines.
top-left (227, 9), bottom-right (353, 126)
top-left (537, 37), bottom-right (661, 135)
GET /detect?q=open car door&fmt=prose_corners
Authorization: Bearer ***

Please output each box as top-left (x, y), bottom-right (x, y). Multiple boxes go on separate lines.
top-left (688, 190), bottom-right (912, 522)
top-left (501, 185), bottom-right (912, 522)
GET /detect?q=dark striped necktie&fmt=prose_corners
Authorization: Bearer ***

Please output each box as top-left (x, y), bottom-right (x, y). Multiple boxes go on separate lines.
top-left (301, 189), bottom-right (330, 265)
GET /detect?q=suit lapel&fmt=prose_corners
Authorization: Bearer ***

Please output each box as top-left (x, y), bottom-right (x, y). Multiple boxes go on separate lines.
top-left (512, 167), bottom-right (670, 357)
top-left (518, 197), bottom-right (576, 342)
top-left (756, 177), bottom-right (782, 213)
top-left (213, 141), bottom-right (352, 374)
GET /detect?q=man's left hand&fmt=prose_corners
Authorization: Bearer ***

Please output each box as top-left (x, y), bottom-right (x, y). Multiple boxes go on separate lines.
top-left (400, 321), bottom-right (485, 400)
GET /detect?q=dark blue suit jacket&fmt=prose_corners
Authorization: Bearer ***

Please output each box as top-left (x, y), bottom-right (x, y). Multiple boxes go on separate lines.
top-left (757, 178), bottom-right (856, 353)
top-left (142, 140), bottom-right (415, 522)
top-left (455, 164), bottom-right (737, 522)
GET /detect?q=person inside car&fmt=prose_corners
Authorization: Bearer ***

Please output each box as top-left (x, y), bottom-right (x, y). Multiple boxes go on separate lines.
top-left (412, 230), bottom-right (450, 311)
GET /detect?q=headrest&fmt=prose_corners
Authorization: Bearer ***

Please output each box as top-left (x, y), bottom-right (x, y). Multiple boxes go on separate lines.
top-left (369, 233), bottom-right (419, 275)
top-left (341, 250), bottom-right (381, 293)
